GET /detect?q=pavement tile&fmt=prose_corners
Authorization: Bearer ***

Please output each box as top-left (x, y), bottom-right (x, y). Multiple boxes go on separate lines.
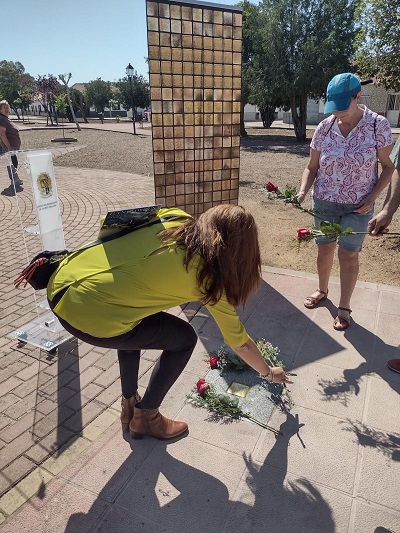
top-left (41, 436), bottom-right (92, 476)
top-left (222, 471), bottom-right (352, 533)
top-left (0, 377), bottom-right (22, 398)
top-left (31, 404), bottom-right (75, 439)
top-left (357, 438), bottom-right (400, 511)
top-left (363, 375), bottom-right (400, 434)
top-left (253, 407), bottom-right (359, 494)
top-left (0, 467), bottom-right (53, 517)
top-left (0, 409), bottom-right (44, 443)
top-left (91, 504), bottom-right (176, 533)
top-left (62, 400), bottom-right (104, 433)
top-left (59, 422), bottom-right (156, 502)
top-left (115, 437), bottom-right (247, 533)
top-left (0, 477), bottom-right (109, 533)
top-left (0, 456), bottom-right (36, 497)
top-left (351, 500), bottom-right (400, 533)
top-left (24, 426), bottom-right (76, 464)
top-left (289, 360), bottom-right (368, 420)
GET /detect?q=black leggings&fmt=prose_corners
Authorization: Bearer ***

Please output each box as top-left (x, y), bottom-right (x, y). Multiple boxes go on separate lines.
top-left (50, 305), bottom-right (198, 409)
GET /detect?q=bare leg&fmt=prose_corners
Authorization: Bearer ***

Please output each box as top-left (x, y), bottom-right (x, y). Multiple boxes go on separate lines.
top-left (336, 247), bottom-right (359, 327)
top-left (306, 242), bottom-right (336, 303)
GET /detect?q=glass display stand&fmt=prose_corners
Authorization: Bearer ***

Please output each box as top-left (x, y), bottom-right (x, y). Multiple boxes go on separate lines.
top-left (3, 149), bottom-right (73, 351)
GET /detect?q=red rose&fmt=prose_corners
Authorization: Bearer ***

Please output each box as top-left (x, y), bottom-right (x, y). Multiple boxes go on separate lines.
top-left (209, 355), bottom-right (220, 369)
top-left (196, 379), bottom-right (209, 397)
top-left (297, 228), bottom-right (311, 241)
top-left (266, 181), bottom-right (279, 192)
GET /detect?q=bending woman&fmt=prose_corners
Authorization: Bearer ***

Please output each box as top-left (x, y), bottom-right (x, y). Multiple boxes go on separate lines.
top-left (46, 204), bottom-right (292, 440)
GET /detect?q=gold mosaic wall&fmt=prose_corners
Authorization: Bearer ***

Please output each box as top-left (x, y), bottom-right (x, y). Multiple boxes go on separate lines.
top-left (146, 0), bottom-right (242, 215)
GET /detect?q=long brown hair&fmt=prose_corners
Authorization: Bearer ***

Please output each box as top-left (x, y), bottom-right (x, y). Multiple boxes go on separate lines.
top-left (159, 204), bottom-right (261, 307)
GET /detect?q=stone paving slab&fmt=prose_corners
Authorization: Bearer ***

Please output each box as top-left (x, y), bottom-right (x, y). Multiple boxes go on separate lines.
top-left (1, 157), bottom-right (400, 532)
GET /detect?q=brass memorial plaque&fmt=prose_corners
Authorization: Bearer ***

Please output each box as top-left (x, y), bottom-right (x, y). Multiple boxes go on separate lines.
top-left (226, 382), bottom-right (250, 398)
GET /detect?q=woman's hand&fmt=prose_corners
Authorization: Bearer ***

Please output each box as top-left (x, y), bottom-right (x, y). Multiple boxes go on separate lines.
top-left (296, 191), bottom-right (307, 204)
top-left (354, 195), bottom-right (374, 214)
top-left (268, 366), bottom-right (294, 384)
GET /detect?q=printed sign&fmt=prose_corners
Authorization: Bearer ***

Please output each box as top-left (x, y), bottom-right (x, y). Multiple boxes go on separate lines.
top-left (26, 151), bottom-right (65, 250)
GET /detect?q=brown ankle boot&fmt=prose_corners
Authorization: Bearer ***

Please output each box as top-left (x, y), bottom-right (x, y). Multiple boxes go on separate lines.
top-left (120, 392), bottom-right (141, 432)
top-left (129, 407), bottom-right (188, 440)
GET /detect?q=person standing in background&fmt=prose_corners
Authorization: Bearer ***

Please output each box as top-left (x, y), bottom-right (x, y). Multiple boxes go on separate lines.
top-left (0, 100), bottom-right (23, 186)
top-left (369, 135), bottom-right (400, 374)
top-left (297, 73), bottom-right (394, 330)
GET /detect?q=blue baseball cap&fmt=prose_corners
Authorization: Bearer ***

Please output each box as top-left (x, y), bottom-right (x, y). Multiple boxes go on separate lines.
top-left (324, 73), bottom-right (362, 113)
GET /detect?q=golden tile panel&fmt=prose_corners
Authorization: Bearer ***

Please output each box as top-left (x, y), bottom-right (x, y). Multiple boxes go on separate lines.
top-left (223, 26), bottom-right (233, 39)
top-left (174, 138), bottom-right (184, 149)
top-left (160, 33), bottom-right (171, 46)
top-left (182, 35), bottom-right (193, 47)
top-left (152, 114), bottom-right (163, 126)
top-left (170, 4), bottom-right (181, 19)
top-left (147, 32), bottom-right (159, 46)
top-left (149, 46), bottom-right (161, 60)
top-left (173, 75), bottom-right (183, 86)
top-left (159, 3), bottom-right (169, 17)
top-left (160, 47), bottom-right (171, 60)
top-left (149, 60), bottom-right (160, 74)
top-left (223, 39), bottom-right (233, 52)
top-left (183, 113), bottom-right (194, 127)
top-left (147, 2), bottom-right (158, 16)
top-left (162, 74), bottom-right (172, 86)
top-left (172, 62), bottom-right (182, 74)
top-left (171, 19), bottom-right (181, 33)
top-left (233, 40), bottom-right (242, 52)
top-left (171, 34), bottom-right (182, 47)
top-left (162, 101), bottom-right (173, 113)
top-left (159, 17), bottom-right (171, 32)
top-left (193, 7), bottom-right (202, 21)
top-left (173, 87), bottom-right (183, 99)
top-left (214, 11), bottom-right (223, 24)
top-left (182, 20), bottom-right (192, 34)
top-left (193, 22), bottom-right (202, 36)
top-left (214, 25), bottom-right (223, 39)
top-left (149, 73), bottom-right (161, 86)
top-left (162, 87), bottom-right (172, 100)
top-left (147, 17), bottom-right (159, 32)
top-left (153, 138), bottom-right (163, 150)
top-left (174, 126), bottom-right (184, 137)
top-left (183, 75), bottom-right (193, 87)
top-left (172, 48), bottom-right (182, 61)
top-left (194, 63), bottom-right (203, 76)
top-left (160, 61), bottom-right (171, 74)
top-left (163, 115), bottom-right (173, 126)
top-left (181, 6), bottom-right (192, 20)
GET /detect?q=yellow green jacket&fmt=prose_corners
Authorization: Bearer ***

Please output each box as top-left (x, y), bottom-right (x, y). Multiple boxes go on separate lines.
top-left (47, 208), bottom-right (249, 346)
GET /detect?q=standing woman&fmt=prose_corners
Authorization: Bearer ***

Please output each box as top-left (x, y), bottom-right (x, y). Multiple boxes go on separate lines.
top-left (0, 100), bottom-right (23, 186)
top-left (297, 73), bottom-right (394, 330)
top-left (24, 205), bottom-right (292, 440)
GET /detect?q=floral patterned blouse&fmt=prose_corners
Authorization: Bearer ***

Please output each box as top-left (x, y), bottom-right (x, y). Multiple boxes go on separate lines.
top-left (310, 105), bottom-right (393, 204)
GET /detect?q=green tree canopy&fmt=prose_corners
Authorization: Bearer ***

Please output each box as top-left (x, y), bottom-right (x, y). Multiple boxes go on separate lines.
top-left (242, 0), bottom-right (357, 140)
top-left (355, 0), bottom-right (400, 91)
top-left (0, 61), bottom-right (36, 118)
top-left (114, 73), bottom-right (150, 117)
top-left (84, 79), bottom-right (114, 113)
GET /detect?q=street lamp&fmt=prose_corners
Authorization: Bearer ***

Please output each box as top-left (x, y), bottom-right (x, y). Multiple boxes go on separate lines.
top-left (126, 63), bottom-right (136, 135)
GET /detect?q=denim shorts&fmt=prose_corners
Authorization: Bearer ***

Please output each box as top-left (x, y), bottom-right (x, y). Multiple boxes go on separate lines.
top-left (312, 197), bottom-right (374, 252)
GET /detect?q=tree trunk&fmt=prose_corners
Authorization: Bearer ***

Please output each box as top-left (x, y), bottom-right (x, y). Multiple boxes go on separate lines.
top-left (290, 94), bottom-right (308, 141)
top-left (65, 87), bottom-right (81, 131)
top-left (260, 105), bottom-right (276, 128)
top-left (240, 99), bottom-right (247, 137)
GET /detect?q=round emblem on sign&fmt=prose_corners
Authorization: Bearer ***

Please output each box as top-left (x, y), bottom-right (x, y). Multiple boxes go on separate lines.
top-left (37, 172), bottom-right (53, 198)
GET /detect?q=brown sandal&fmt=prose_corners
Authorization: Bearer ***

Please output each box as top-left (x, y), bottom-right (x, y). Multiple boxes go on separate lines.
top-left (333, 307), bottom-right (352, 331)
top-left (304, 289), bottom-right (328, 309)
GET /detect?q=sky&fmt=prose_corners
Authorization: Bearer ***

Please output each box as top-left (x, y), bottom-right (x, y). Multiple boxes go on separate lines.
top-left (4, 0), bottom-right (246, 85)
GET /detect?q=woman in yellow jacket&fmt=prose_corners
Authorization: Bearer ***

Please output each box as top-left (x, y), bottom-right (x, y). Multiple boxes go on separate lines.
top-left (46, 204), bottom-right (292, 440)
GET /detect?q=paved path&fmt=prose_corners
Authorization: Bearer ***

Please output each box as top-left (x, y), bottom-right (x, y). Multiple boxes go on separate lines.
top-left (0, 150), bottom-right (400, 532)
